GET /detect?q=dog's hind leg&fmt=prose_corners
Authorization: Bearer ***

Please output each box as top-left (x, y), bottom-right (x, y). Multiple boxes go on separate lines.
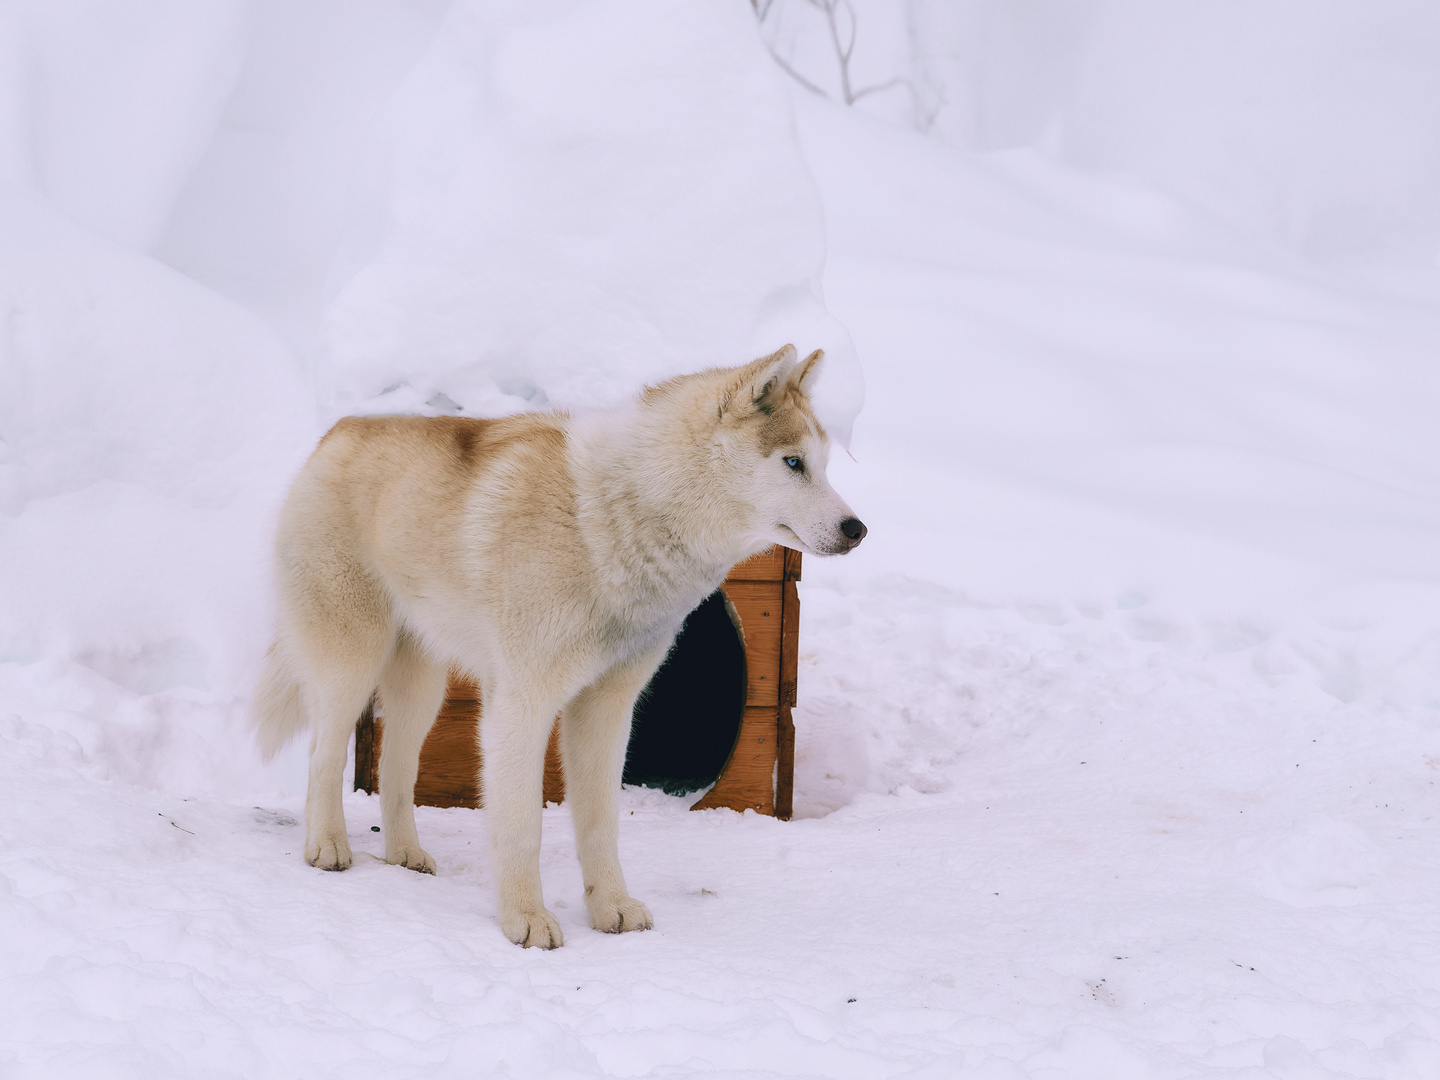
top-left (481, 686), bottom-right (568, 948)
top-left (375, 630), bottom-right (447, 874)
top-left (561, 650), bottom-right (666, 935)
top-left (302, 670), bottom-right (381, 871)
top-left (291, 576), bottom-right (393, 872)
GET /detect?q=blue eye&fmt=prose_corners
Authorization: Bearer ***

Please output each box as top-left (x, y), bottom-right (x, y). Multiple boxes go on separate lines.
top-left (783, 456), bottom-right (803, 472)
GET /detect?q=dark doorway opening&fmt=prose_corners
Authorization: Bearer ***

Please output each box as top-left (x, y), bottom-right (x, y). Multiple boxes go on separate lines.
top-left (623, 590), bottom-right (746, 794)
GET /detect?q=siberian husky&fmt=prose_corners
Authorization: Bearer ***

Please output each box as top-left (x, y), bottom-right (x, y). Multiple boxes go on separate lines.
top-left (253, 345), bottom-right (865, 948)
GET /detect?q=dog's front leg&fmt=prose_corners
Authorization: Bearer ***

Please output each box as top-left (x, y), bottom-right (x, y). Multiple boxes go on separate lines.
top-left (482, 687), bottom-right (565, 948)
top-left (562, 653), bottom-right (664, 935)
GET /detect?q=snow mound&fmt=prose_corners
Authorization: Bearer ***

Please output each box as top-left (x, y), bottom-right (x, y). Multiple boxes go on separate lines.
top-left (320, 0), bottom-right (863, 437)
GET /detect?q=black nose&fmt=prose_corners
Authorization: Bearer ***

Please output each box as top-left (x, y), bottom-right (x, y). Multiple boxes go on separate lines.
top-left (840, 517), bottom-right (867, 546)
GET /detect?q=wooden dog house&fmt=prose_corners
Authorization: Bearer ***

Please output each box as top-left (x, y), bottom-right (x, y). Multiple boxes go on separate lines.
top-left (354, 546), bottom-right (802, 818)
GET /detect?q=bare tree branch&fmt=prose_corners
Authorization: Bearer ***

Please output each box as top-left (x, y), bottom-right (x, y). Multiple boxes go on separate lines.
top-left (752, 0), bottom-right (917, 113)
top-left (835, 0), bottom-right (857, 67)
top-left (762, 40), bottom-right (830, 99)
top-left (849, 77), bottom-right (904, 104)
top-left (822, 0), bottom-right (853, 102)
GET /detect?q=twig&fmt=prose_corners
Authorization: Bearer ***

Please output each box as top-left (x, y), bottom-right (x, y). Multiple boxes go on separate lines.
top-left (849, 77), bottom-right (904, 104)
top-left (756, 0), bottom-right (911, 109)
top-left (763, 40), bottom-right (830, 99)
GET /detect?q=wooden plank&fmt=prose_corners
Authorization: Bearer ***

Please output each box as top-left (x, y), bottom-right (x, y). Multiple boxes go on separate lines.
top-left (354, 694), bottom-right (379, 794)
top-left (783, 546), bottom-right (803, 582)
top-left (690, 706), bottom-right (778, 814)
top-left (413, 674), bottom-right (480, 807)
top-left (414, 711), bottom-right (481, 808)
top-left (726, 546), bottom-right (786, 581)
top-left (543, 722), bottom-right (565, 805)
top-left (774, 573), bottom-right (800, 819)
top-left (779, 579), bottom-right (800, 708)
top-left (775, 705), bottom-right (795, 821)
top-left (720, 580), bottom-right (783, 705)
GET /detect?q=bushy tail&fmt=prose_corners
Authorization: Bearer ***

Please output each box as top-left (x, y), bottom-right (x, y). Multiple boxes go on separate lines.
top-left (253, 642), bottom-right (307, 760)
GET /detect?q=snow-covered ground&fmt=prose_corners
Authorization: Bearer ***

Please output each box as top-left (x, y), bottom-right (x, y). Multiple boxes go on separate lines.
top-left (4, 4), bottom-right (1440, 1077)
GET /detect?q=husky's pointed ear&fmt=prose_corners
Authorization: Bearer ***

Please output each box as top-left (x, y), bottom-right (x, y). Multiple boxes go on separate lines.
top-left (720, 344), bottom-right (797, 419)
top-left (790, 349), bottom-right (824, 396)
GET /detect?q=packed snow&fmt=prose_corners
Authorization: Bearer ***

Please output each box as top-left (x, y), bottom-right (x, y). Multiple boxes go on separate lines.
top-left (3, 2), bottom-right (1439, 1077)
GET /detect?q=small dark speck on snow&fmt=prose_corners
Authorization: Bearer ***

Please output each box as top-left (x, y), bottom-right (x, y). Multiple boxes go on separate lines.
top-left (371, 826), bottom-right (381, 832)
top-left (847, 998), bottom-right (856, 1004)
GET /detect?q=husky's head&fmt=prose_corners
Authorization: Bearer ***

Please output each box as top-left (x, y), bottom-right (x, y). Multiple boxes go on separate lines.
top-left (714, 345), bottom-right (866, 557)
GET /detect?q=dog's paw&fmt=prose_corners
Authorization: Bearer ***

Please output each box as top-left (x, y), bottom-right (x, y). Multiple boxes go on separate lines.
top-left (587, 893), bottom-right (653, 935)
top-left (305, 833), bottom-right (353, 871)
top-left (386, 845), bottom-right (436, 875)
top-left (501, 908), bottom-right (565, 949)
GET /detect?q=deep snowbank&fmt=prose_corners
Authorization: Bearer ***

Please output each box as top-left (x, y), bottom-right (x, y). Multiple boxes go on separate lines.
top-left (0, 190), bottom-right (314, 702)
top-left (321, 0), bottom-right (862, 429)
top-left (788, 95), bottom-right (1440, 816)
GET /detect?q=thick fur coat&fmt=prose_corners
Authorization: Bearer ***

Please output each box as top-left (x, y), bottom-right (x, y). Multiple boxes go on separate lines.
top-left (254, 345), bottom-right (865, 947)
